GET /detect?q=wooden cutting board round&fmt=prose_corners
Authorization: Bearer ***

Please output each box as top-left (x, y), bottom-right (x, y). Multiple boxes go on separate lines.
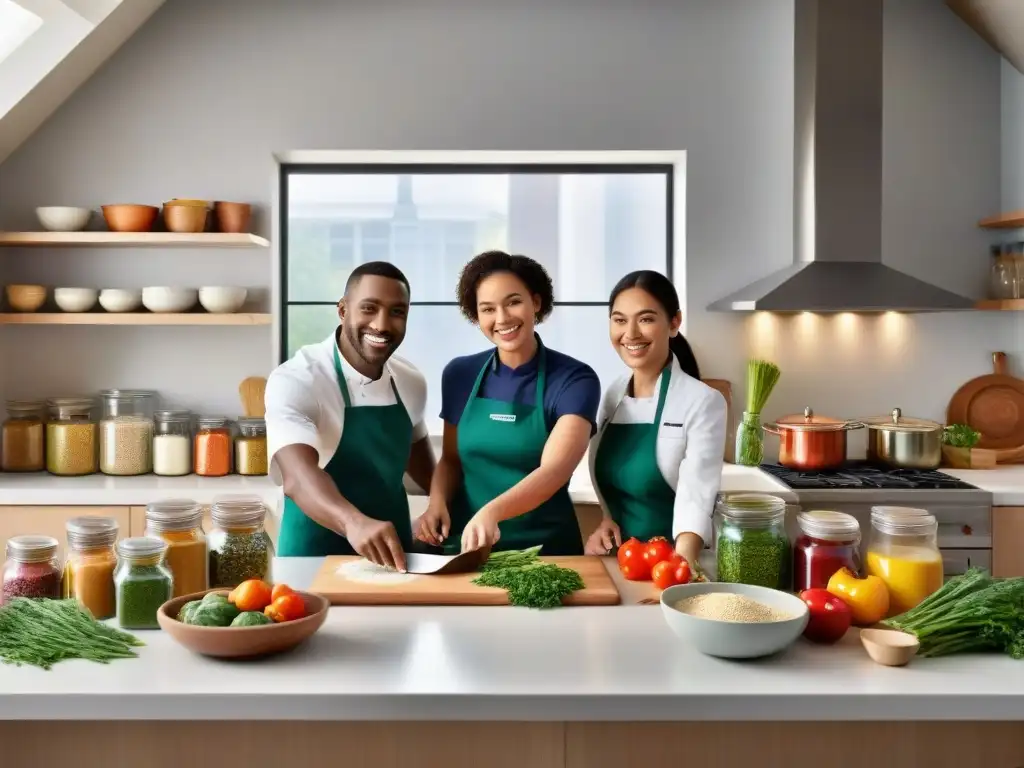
top-left (946, 352), bottom-right (1024, 451)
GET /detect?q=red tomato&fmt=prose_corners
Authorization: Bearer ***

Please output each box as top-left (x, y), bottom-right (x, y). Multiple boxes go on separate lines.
top-left (617, 538), bottom-right (650, 581)
top-left (673, 558), bottom-right (692, 586)
top-left (642, 537), bottom-right (674, 571)
top-left (799, 588), bottom-right (852, 644)
top-left (651, 560), bottom-right (678, 589)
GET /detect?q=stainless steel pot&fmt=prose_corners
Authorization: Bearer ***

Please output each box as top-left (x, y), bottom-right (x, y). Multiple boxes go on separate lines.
top-left (862, 407), bottom-right (943, 470)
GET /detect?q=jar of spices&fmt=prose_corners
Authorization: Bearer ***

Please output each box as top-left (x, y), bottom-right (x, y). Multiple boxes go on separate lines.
top-left (235, 418), bottom-right (268, 476)
top-left (114, 537), bottom-right (173, 629)
top-left (793, 510), bottom-right (861, 592)
top-left (1, 535), bottom-right (61, 604)
top-left (46, 397), bottom-right (99, 476)
top-left (153, 410), bottom-right (193, 477)
top-left (194, 417), bottom-right (233, 477)
top-left (2, 400), bottom-right (46, 472)
top-left (715, 493), bottom-right (791, 590)
top-left (63, 516), bottom-right (118, 620)
top-left (99, 390), bottom-right (156, 476)
top-left (865, 506), bottom-right (943, 617)
top-left (208, 495), bottom-right (274, 588)
top-left (145, 498), bottom-right (208, 598)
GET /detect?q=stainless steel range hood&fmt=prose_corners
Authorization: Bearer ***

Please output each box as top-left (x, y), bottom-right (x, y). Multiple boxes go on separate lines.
top-left (707, 0), bottom-right (975, 313)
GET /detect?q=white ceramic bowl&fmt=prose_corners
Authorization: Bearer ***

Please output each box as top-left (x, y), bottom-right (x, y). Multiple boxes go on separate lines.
top-left (198, 286), bottom-right (247, 313)
top-left (142, 287), bottom-right (197, 314)
top-left (660, 581), bottom-right (809, 659)
top-left (36, 206), bottom-right (92, 232)
top-left (98, 288), bottom-right (142, 313)
top-left (54, 287), bottom-right (98, 313)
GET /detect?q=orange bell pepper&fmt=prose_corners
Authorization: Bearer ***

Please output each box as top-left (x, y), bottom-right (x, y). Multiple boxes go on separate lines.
top-left (264, 593), bottom-right (306, 623)
top-left (271, 583), bottom-right (295, 603)
top-left (229, 579), bottom-right (274, 613)
top-left (826, 567), bottom-right (889, 626)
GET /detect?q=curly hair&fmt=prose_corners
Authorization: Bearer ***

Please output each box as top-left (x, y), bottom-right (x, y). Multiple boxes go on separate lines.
top-left (456, 250), bottom-right (555, 323)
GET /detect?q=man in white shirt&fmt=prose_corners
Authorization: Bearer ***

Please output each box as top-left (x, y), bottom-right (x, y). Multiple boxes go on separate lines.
top-left (265, 262), bottom-right (434, 571)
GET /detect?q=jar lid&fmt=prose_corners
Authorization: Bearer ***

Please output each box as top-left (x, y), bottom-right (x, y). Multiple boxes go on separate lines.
top-left (861, 408), bottom-right (942, 433)
top-left (116, 536), bottom-right (168, 559)
top-left (66, 516), bottom-right (118, 548)
top-left (7, 535), bottom-right (59, 562)
top-left (146, 498), bottom-right (203, 531)
top-left (5, 399), bottom-right (45, 415)
top-left (197, 416), bottom-right (230, 428)
top-left (47, 396), bottom-right (96, 407)
top-left (773, 406), bottom-right (861, 432)
top-left (211, 494), bottom-right (266, 527)
top-left (100, 389), bottom-right (156, 403)
top-left (717, 493), bottom-right (787, 520)
top-left (870, 506), bottom-right (936, 535)
top-left (797, 510), bottom-right (860, 541)
top-left (155, 410), bottom-right (192, 422)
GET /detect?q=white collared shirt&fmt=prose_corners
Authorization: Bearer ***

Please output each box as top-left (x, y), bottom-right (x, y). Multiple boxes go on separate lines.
top-left (265, 331), bottom-right (428, 485)
top-left (587, 356), bottom-right (727, 544)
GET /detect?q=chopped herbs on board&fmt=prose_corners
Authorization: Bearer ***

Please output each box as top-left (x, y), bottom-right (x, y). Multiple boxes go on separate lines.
top-left (473, 546), bottom-right (585, 609)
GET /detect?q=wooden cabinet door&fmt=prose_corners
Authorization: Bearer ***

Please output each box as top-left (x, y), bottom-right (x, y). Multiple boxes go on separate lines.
top-left (0, 506), bottom-right (131, 559)
top-left (993, 506), bottom-right (1024, 577)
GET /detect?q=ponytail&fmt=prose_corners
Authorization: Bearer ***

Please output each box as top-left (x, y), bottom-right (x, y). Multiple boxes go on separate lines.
top-left (669, 333), bottom-right (700, 380)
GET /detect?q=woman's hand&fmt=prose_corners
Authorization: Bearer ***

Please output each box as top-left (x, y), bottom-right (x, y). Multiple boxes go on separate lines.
top-left (461, 506), bottom-right (501, 552)
top-left (675, 532), bottom-right (708, 582)
top-left (413, 501), bottom-right (451, 546)
top-left (584, 518), bottom-right (622, 555)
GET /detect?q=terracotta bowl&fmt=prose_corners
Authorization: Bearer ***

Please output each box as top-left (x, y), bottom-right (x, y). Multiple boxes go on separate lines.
top-left (162, 203), bottom-right (209, 233)
top-left (5, 284), bottom-right (47, 312)
top-left (156, 588), bottom-right (329, 659)
top-left (213, 201), bottom-right (252, 233)
top-left (102, 204), bottom-right (158, 232)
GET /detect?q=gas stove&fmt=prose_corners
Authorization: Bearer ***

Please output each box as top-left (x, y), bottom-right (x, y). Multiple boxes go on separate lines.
top-left (759, 462), bottom-right (980, 492)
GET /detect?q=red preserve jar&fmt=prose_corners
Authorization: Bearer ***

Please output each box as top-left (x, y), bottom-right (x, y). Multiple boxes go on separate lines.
top-left (794, 510), bottom-right (861, 592)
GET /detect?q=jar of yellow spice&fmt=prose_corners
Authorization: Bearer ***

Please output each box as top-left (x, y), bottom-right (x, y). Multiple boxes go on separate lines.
top-left (63, 516), bottom-right (119, 620)
top-left (865, 506), bottom-right (944, 617)
top-left (145, 499), bottom-right (208, 598)
top-left (235, 418), bottom-right (268, 475)
top-left (46, 397), bottom-right (99, 476)
top-left (2, 400), bottom-right (46, 472)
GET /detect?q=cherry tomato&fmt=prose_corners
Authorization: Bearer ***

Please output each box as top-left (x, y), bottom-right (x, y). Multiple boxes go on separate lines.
top-left (799, 588), bottom-right (852, 644)
top-left (642, 536), bottom-right (674, 571)
top-left (617, 538), bottom-right (650, 581)
top-left (673, 558), bottom-right (692, 586)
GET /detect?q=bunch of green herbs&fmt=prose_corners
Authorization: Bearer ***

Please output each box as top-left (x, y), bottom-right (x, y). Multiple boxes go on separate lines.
top-left (473, 546), bottom-right (584, 609)
top-left (943, 424), bottom-right (981, 448)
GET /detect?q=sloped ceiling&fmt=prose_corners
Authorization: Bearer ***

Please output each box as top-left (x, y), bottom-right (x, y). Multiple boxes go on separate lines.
top-left (0, 0), bottom-right (165, 164)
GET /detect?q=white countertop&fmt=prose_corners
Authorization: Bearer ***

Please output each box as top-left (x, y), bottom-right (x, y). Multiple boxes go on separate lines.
top-left (941, 467), bottom-right (1024, 506)
top-left (1, 555), bottom-right (1021, 722)
top-left (0, 472), bottom-right (281, 506)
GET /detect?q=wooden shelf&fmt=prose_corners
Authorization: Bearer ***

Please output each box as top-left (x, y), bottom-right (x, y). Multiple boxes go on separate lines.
top-left (0, 232), bottom-right (270, 248)
top-left (978, 212), bottom-right (1024, 230)
top-left (0, 313), bottom-right (271, 325)
top-left (975, 300), bottom-right (1024, 311)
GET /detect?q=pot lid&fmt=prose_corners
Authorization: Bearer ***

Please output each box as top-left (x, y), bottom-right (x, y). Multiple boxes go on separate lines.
top-left (774, 406), bottom-right (856, 432)
top-left (861, 407), bottom-right (942, 433)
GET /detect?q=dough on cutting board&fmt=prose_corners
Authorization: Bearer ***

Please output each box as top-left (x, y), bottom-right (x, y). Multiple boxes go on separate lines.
top-left (336, 558), bottom-right (420, 585)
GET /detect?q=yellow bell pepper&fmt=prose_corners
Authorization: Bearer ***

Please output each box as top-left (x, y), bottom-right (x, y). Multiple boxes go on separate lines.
top-left (826, 567), bottom-right (889, 626)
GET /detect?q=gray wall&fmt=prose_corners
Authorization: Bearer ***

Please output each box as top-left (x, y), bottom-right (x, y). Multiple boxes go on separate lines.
top-left (0, 0), bottom-right (1009, 452)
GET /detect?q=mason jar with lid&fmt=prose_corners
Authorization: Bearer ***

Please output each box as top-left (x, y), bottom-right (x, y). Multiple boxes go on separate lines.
top-left (99, 390), bottom-right (156, 476)
top-left (2, 400), bottom-right (46, 472)
top-left (865, 506), bottom-right (943, 617)
top-left (46, 397), bottom-right (99, 476)
top-left (153, 410), bottom-right (193, 477)
top-left (715, 493), bottom-right (791, 590)
top-left (63, 516), bottom-right (118, 619)
top-left (208, 495), bottom-right (274, 588)
top-left (793, 510), bottom-right (861, 592)
top-left (2, 535), bottom-right (61, 604)
top-left (195, 416), bottom-right (233, 477)
top-left (145, 498), bottom-right (208, 597)
top-left (235, 418), bottom-right (267, 476)
top-left (114, 537), bottom-right (173, 629)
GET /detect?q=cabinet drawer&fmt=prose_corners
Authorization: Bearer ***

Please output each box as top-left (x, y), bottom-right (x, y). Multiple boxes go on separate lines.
top-left (942, 548), bottom-right (991, 577)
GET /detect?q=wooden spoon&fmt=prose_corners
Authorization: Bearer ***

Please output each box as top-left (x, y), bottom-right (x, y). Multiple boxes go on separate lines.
top-left (239, 376), bottom-right (267, 418)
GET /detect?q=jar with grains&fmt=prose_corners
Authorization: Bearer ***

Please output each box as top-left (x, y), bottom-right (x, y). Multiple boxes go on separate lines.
top-left (2, 535), bottom-right (61, 604)
top-left (153, 410), bottom-right (193, 477)
top-left (63, 516), bottom-right (118, 620)
top-left (865, 506), bottom-right (943, 617)
top-left (194, 417), bottom-right (232, 477)
top-left (45, 397), bottom-right (99, 476)
top-left (99, 390), bottom-right (156, 476)
top-left (793, 510), bottom-right (861, 592)
top-left (715, 493), bottom-right (791, 590)
top-left (235, 418), bottom-right (268, 476)
top-left (208, 495), bottom-right (274, 588)
top-left (145, 498), bottom-right (208, 598)
top-left (114, 537), bottom-right (173, 629)
top-left (2, 400), bottom-right (46, 472)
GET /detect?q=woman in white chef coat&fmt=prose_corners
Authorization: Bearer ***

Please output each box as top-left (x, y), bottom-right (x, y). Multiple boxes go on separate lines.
top-left (585, 270), bottom-right (727, 568)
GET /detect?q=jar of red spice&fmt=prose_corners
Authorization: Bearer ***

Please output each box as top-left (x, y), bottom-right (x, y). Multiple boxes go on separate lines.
top-left (793, 510), bottom-right (861, 592)
top-left (194, 417), bottom-right (233, 477)
top-left (2, 535), bottom-right (62, 604)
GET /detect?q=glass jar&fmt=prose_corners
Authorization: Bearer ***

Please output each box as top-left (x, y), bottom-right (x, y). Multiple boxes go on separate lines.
top-left (990, 244), bottom-right (1015, 299)
top-left (793, 510), bottom-right (861, 592)
top-left (235, 418), bottom-right (268, 476)
top-left (153, 410), bottom-right (193, 477)
top-left (865, 506), bottom-right (943, 617)
top-left (715, 493), bottom-right (791, 590)
top-left (2, 400), bottom-right (45, 472)
top-left (46, 397), bottom-right (99, 476)
top-left (99, 390), bottom-right (156, 476)
top-left (208, 495), bottom-right (274, 588)
top-left (114, 537), bottom-right (173, 629)
top-left (2, 535), bottom-right (61, 604)
top-left (145, 498), bottom-right (208, 598)
top-left (735, 411), bottom-right (764, 466)
top-left (63, 516), bottom-right (118, 619)
top-left (194, 417), bottom-right (232, 477)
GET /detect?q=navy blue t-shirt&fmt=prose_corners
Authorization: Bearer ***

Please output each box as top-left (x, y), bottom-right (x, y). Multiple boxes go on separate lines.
top-left (439, 339), bottom-right (602, 434)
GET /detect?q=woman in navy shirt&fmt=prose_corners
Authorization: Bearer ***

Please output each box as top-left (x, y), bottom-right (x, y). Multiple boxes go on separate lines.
top-left (414, 250), bottom-right (601, 555)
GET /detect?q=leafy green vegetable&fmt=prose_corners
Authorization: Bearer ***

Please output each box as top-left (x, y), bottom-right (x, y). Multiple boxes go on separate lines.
top-left (177, 599), bottom-right (203, 623)
top-left (188, 600), bottom-right (240, 627)
top-left (943, 424), bottom-right (981, 448)
top-left (202, 591), bottom-right (229, 605)
top-left (473, 547), bottom-right (584, 608)
top-left (0, 597), bottom-right (143, 670)
top-left (231, 611), bottom-right (273, 627)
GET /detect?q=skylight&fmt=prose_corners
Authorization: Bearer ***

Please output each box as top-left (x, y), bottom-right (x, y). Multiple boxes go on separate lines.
top-left (0, 0), bottom-right (44, 66)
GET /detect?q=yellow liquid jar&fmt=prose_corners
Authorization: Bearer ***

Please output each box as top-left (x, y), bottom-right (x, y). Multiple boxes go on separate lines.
top-left (864, 506), bottom-right (943, 617)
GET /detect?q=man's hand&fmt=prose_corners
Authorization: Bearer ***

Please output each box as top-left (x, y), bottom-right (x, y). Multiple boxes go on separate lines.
top-left (413, 501), bottom-right (451, 547)
top-left (347, 515), bottom-right (407, 572)
top-left (584, 518), bottom-right (622, 555)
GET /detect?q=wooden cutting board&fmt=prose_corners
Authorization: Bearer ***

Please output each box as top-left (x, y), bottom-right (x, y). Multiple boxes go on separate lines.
top-left (309, 555), bottom-right (621, 606)
top-left (947, 351), bottom-right (1024, 461)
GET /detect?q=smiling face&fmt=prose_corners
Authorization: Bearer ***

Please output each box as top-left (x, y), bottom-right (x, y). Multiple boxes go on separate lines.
top-left (337, 274), bottom-right (410, 373)
top-left (474, 271), bottom-right (540, 355)
top-left (609, 286), bottom-right (681, 373)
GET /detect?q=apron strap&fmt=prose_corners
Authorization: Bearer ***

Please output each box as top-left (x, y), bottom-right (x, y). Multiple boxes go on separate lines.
top-left (332, 344), bottom-right (353, 409)
top-left (652, 363), bottom-right (672, 426)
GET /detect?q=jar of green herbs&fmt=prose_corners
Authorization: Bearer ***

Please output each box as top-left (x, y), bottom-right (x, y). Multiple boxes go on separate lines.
top-left (207, 495), bottom-right (274, 588)
top-left (735, 360), bottom-right (781, 466)
top-left (114, 537), bottom-right (173, 629)
top-left (715, 493), bottom-right (791, 590)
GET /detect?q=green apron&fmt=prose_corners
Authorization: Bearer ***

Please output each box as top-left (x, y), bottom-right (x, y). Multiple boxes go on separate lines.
top-left (276, 345), bottom-right (414, 557)
top-left (592, 366), bottom-right (676, 541)
top-left (448, 341), bottom-right (583, 556)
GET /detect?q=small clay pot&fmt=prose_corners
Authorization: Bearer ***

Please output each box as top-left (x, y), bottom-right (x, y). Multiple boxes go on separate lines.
top-left (214, 201), bottom-right (253, 234)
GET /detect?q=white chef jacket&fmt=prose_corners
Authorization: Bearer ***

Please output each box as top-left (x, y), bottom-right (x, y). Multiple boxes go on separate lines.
top-left (587, 355), bottom-right (727, 544)
top-left (265, 331), bottom-right (429, 486)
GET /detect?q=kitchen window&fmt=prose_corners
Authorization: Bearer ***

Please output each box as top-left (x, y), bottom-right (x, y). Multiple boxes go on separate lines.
top-left (279, 153), bottom-right (682, 434)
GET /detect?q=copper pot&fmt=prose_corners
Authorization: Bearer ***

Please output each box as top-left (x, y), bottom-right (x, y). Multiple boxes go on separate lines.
top-left (763, 406), bottom-right (864, 471)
